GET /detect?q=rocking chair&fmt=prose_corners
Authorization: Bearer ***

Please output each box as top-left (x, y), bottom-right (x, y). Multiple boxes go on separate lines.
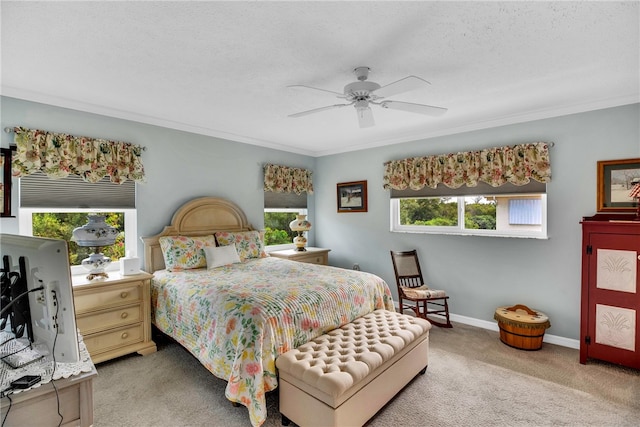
top-left (390, 249), bottom-right (452, 328)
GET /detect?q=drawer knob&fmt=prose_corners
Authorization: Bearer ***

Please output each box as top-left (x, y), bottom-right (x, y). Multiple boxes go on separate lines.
top-left (120, 291), bottom-right (129, 299)
top-left (121, 312), bottom-right (128, 319)
top-left (121, 332), bottom-right (129, 339)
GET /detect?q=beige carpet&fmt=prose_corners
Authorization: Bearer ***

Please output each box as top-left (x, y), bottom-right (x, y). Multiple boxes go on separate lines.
top-left (93, 322), bottom-right (640, 426)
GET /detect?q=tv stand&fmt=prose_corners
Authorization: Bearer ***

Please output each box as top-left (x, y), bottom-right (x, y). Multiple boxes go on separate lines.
top-left (1, 337), bottom-right (96, 426)
top-left (1, 368), bottom-right (96, 426)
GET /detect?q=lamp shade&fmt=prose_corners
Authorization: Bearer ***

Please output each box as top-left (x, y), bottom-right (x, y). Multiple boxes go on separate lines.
top-left (72, 214), bottom-right (119, 280)
top-left (289, 214), bottom-right (312, 232)
top-left (72, 215), bottom-right (119, 247)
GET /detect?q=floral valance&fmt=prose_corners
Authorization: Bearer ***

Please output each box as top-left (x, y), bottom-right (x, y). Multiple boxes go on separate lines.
top-left (263, 163), bottom-right (313, 195)
top-left (383, 142), bottom-right (551, 191)
top-left (11, 127), bottom-right (145, 184)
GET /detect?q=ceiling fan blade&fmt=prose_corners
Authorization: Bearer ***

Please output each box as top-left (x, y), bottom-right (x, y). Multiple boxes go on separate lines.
top-left (380, 100), bottom-right (447, 116)
top-left (288, 103), bottom-right (352, 118)
top-left (287, 85), bottom-right (345, 97)
top-left (357, 107), bottom-right (375, 128)
top-left (374, 76), bottom-right (431, 98)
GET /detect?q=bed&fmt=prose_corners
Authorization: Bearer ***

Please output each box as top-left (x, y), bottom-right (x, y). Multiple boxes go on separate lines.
top-left (141, 197), bottom-right (394, 427)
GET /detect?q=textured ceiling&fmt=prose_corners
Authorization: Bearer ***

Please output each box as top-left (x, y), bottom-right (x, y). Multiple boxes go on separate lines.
top-left (1, 1), bottom-right (638, 156)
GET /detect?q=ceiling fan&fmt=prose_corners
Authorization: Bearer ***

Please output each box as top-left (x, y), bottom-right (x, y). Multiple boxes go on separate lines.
top-left (287, 66), bottom-right (447, 128)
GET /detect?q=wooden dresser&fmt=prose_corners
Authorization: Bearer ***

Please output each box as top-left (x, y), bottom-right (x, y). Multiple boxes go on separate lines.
top-left (269, 247), bottom-right (331, 265)
top-left (580, 214), bottom-right (639, 369)
top-left (72, 271), bottom-right (157, 363)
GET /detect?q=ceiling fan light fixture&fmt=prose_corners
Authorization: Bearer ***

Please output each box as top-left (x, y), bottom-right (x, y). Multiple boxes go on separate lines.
top-left (287, 66), bottom-right (447, 127)
top-left (354, 99), bottom-right (369, 111)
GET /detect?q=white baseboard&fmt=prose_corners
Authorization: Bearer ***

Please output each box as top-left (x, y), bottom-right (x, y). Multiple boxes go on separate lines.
top-left (394, 301), bottom-right (580, 350)
top-left (449, 313), bottom-right (580, 349)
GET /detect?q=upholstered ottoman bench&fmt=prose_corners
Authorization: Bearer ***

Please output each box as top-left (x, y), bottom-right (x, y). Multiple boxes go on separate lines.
top-left (276, 309), bottom-right (432, 427)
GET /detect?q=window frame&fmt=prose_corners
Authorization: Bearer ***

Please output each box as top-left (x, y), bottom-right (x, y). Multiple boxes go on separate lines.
top-left (390, 193), bottom-right (548, 239)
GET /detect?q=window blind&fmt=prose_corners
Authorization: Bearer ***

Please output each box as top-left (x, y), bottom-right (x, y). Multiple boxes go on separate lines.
top-left (264, 191), bottom-right (307, 209)
top-left (390, 181), bottom-right (546, 199)
top-left (509, 199), bottom-right (543, 225)
top-left (20, 172), bottom-right (136, 209)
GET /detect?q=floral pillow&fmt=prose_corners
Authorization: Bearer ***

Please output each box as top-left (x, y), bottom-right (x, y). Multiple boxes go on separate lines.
top-left (214, 230), bottom-right (267, 262)
top-left (158, 235), bottom-right (217, 271)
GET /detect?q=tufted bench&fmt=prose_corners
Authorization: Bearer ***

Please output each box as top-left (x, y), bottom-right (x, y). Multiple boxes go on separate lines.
top-left (276, 309), bottom-right (432, 427)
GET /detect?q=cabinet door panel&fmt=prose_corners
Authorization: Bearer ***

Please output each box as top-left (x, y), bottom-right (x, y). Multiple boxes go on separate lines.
top-left (586, 233), bottom-right (639, 368)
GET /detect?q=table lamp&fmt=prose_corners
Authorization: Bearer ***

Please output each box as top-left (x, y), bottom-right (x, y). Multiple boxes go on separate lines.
top-left (289, 214), bottom-right (312, 251)
top-left (72, 214), bottom-right (119, 279)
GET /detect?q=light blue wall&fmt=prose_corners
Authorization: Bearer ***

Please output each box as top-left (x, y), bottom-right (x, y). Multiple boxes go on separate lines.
top-left (2, 96), bottom-right (638, 341)
top-left (0, 96), bottom-right (316, 257)
top-left (315, 104), bottom-right (640, 340)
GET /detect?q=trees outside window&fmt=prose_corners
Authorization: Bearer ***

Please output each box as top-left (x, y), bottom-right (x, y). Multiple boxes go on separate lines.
top-left (31, 212), bottom-right (125, 265)
top-left (264, 209), bottom-right (308, 247)
top-left (393, 194), bottom-right (546, 238)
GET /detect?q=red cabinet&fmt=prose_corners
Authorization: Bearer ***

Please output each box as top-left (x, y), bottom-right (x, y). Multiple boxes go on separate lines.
top-left (580, 214), bottom-right (640, 369)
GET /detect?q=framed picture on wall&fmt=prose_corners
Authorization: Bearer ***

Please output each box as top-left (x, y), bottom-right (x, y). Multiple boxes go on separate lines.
top-left (337, 180), bottom-right (368, 213)
top-left (1, 147), bottom-right (14, 217)
top-left (597, 158), bottom-right (640, 212)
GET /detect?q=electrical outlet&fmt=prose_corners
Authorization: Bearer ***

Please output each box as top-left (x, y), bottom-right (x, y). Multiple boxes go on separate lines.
top-left (36, 290), bottom-right (46, 304)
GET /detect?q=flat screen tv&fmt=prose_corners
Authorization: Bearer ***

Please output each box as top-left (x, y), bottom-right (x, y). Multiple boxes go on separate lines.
top-left (0, 234), bottom-right (80, 364)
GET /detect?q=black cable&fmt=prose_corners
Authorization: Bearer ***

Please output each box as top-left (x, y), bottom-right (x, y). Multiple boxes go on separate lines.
top-left (50, 290), bottom-right (63, 427)
top-left (0, 289), bottom-right (63, 426)
top-left (0, 336), bottom-right (17, 347)
top-left (0, 343), bottom-right (31, 360)
top-left (0, 286), bottom-right (45, 317)
top-left (1, 392), bottom-right (12, 427)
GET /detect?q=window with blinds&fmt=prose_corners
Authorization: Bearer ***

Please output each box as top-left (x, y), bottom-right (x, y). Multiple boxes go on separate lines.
top-left (18, 172), bottom-right (138, 265)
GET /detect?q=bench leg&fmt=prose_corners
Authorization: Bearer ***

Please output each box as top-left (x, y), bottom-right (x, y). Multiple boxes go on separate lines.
top-left (281, 414), bottom-right (291, 426)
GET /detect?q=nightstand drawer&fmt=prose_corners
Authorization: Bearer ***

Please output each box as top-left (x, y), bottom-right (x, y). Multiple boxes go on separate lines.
top-left (83, 323), bottom-right (144, 355)
top-left (76, 303), bottom-right (142, 334)
top-left (268, 248), bottom-right (330, 266)
top-left (297, 254), bottom-right (327, 265)
top-left (74, 282), bottom-right (143, 313)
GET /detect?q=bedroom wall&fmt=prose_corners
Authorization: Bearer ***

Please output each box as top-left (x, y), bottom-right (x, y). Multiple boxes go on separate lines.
top-left (2, 96), bottom-right (638, 343)
top-left (0, 96), bottom-right (316, 255)
top-left (314, 103), bottom-right (640, 342)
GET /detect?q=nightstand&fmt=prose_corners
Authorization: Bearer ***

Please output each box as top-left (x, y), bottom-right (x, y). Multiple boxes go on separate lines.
top-left (268, 247), bottom-right (331, 265)
top-left (72, 271), bottom-right (157, 363)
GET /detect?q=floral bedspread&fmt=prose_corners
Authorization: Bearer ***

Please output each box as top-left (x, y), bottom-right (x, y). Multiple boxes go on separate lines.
top-left (151, 256), bottom-right (394, 427)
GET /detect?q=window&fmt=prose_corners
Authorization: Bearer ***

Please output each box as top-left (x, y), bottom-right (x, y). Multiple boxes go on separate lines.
top-left (264, 208), bottom-right (308, 250)
top-left (19, 209), bottom-right (137, 271)
top-left (264, 188), bottom-right (308, 250)
top-left (18, 173), bottom-right (137, 272)
top-left (391, 193), bottom-right (547, 238)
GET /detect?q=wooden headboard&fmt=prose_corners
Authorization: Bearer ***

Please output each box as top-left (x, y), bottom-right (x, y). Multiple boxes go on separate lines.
top-left (141, 197), bottom-right (254, 273)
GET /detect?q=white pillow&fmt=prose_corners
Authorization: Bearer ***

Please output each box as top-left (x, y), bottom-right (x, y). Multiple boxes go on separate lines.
top-left (204, 244), bottom-right (242, 269)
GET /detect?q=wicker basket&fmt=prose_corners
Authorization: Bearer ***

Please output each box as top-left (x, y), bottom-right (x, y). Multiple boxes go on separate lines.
top-left (494, 304), bottom-right (550, 350)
